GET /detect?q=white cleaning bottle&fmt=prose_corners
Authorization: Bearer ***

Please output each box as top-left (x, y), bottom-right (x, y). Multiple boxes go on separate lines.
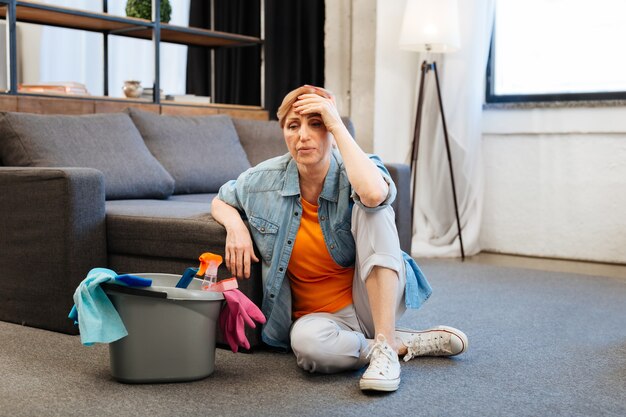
top-left (201, 260), bottom-right (218, 291)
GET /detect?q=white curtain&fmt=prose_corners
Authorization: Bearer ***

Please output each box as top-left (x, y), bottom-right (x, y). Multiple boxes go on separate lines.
top-left (411, 0), bottom-right (495, 258)
top-left (38, 0), bottom-right (190, 97)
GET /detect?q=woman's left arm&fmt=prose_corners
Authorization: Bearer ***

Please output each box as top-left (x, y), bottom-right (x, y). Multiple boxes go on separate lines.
top-left (293, 88), bottom-right (389, 207)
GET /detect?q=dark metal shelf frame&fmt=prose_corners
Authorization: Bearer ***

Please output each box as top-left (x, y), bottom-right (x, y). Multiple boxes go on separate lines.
top-left (0, 0), bottom-right (263, 104)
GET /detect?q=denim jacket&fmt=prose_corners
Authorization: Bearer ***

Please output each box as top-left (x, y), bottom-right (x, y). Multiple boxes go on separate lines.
top-left (217, 149), bottom-right (432, 350)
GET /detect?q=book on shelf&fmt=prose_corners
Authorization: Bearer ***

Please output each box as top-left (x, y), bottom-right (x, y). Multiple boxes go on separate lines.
top-left (18, 81), bottom-right (90, 96)
top-left (140, 87), bottom-right (165, 100)
top-left (165, 94), bottom-right (212, 104)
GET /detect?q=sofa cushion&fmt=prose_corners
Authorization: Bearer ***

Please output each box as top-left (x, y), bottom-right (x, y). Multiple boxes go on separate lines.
top-left (232, 118), bottom-right (287, 166)
top-left (0, 112), bottom-right (175, 200)
top-left (105, 198), bottom-right (226, 260)
top-left (167, 193), bottom-right (216, 203)
top-left (128, 109), bottom-right (251, 194)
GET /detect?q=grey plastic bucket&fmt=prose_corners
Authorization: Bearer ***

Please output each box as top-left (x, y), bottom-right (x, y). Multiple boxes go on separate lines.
top-left (104, 273), bottom-right (224, 383)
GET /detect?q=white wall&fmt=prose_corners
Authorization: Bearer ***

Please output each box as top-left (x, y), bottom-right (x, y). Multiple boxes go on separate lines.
top-left (482, 106), bottom-right (626, 264)
top-left (373, 0), bottom-right (419, 163)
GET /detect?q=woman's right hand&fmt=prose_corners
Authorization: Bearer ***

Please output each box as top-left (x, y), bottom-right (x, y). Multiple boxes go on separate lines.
top-left (224, 222), bottom-right (260, 279)
top-left (211, 197), bottom-right (260, 279)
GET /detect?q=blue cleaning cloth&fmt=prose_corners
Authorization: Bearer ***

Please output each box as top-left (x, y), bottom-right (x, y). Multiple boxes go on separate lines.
top-left (68, 268), bottom-right (151, 346)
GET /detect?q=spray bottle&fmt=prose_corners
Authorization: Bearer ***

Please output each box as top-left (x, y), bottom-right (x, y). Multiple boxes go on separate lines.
top-left (198, 252), bottom-right (223, 291)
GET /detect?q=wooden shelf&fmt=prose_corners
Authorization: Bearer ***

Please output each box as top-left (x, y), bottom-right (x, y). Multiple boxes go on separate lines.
top-left (0, 93), bottom-right (268, 120)
top-left (0, 1), bottom-right (261, 47)
top-left (154, 24), bottom-right (259, 48)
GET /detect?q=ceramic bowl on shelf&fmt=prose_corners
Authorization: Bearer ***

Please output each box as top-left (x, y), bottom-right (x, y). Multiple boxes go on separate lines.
top-left (123, 80), bottom-right (143, 98)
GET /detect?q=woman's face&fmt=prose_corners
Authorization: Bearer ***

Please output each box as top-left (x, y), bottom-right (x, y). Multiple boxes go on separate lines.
top-left (283, 109), bottom-right (333, 171)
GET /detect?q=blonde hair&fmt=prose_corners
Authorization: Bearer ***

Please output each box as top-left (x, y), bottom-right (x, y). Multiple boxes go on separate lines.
top-left (276, 85), bottom-right (334, 128)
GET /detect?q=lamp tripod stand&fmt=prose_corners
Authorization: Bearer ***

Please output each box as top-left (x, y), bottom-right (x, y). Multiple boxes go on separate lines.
top-left (410, 60), bottom-right (465, 260)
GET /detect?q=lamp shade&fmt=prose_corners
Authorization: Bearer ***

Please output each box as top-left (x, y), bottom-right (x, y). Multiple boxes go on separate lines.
top-left (399, 0), bottom-right (461, 53)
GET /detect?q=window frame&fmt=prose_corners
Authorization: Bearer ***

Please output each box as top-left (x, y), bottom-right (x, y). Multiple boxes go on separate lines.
top-left (485, 20), bottom-right (626, 104)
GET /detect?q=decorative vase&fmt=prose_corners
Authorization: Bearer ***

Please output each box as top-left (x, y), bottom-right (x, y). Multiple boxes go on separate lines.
top-left (123, 80), bottom-right (143, 98)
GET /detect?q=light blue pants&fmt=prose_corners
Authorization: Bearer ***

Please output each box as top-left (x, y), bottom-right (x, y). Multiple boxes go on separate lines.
top-left (289, 204), bottom-right (406, 373)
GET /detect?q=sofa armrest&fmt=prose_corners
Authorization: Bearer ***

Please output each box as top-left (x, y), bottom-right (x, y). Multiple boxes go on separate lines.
top-left (384, 162), bottom-right (412, 254)
top-left (0, 167), bottom-right (107, 333)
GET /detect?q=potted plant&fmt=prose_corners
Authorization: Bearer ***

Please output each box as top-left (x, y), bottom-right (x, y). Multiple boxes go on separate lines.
top-left (126, 0), bottom-right (172, 23)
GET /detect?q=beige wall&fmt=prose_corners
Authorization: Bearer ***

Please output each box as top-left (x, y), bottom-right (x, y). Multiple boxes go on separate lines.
top-left (324, 0), bottom-right (377, 153)
top-left (18, 23), bottom-right (42, 85)
top-left (325, 0), bottom-right (417, 161)
top-left (0, 22), bottom-right (41, 89)
top-left (324, 0), bottom-right (352, 118)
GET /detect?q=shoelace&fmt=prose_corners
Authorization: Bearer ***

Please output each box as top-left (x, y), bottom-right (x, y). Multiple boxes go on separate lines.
top-left (366, 338), bottom-right (396, 376)
top-left (404, 332), bottom-right (451, 362)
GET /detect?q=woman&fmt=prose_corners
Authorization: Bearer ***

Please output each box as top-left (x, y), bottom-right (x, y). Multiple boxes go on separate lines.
top-left (212, 85), bottom-right (468, 392)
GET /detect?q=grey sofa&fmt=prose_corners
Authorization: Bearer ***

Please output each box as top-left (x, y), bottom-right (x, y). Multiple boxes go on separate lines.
top-left (0, 108), bottom-right (412, 346)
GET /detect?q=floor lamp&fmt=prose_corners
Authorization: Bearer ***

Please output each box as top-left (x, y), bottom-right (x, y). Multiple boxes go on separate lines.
top-left (400, 0), bottom-right (465, 259)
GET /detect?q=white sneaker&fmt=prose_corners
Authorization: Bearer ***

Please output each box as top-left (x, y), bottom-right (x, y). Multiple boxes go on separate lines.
top-left (359, 334), bottom-right (401, 392)
top-left (396, 325), bottom-right (468, 362)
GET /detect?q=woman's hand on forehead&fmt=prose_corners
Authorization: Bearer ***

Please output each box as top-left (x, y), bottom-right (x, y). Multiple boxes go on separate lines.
top-left (303, 84), bottom-right (336, 104)
top-left (293, 89), bottom-right (342, 133)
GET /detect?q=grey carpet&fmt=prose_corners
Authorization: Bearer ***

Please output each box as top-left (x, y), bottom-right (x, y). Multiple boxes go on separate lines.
top-left (1, 259), bottom-right (625, 417)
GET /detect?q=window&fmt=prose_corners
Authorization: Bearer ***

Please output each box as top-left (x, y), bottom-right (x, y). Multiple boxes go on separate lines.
top-left (486, 0), bottom-right (626, 103)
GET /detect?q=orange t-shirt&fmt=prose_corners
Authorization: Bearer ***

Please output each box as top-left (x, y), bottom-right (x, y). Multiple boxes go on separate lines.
top-left (288, 197), bottom-right (354, 319)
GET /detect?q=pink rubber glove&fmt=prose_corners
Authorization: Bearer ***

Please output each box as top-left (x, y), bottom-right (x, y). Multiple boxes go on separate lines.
top-left (220, 290), bottom-right (265, 352)
top-left (219, 289), bottom-right (266, 352)
top-left (221, 298), bottom-right (249, 352)
top-left (219, 302), bottom-right (239, 352)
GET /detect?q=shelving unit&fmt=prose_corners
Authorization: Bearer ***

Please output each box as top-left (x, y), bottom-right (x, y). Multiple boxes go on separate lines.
top-left (0, 0), bottom-right (264, 114)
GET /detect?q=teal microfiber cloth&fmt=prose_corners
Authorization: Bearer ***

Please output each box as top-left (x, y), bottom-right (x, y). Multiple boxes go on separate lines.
top-left (68, 268), bottom-right (151, 346)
